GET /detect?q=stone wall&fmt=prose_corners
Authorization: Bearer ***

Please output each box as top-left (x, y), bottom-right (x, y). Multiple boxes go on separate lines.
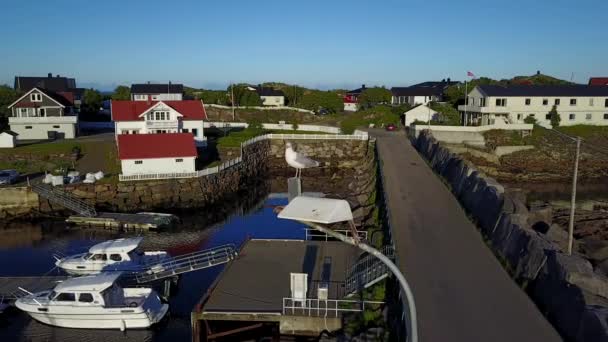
top-left (414, 130), bottom-right (608, 341)
top-left (2, 138), bottom-right (377, 228)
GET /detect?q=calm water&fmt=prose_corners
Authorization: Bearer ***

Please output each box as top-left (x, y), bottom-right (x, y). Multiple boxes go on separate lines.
top-left (0, 196), bottom-right (307, 342)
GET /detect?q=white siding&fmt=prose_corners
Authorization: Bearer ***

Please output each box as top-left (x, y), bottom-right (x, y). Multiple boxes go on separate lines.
top-left (131, 93), bottom-right (183, 101)
top-left (10, 123), bottom-right (76, 139)
top-left (260, 96), bottom-right (285, 106)
top-left (0, 133), bottom-right (16, 148)
top-left (344, 103), bottom-right (358, 112)
top-left (121, 156), bottom-right (196, 176)
top-left (403, 106), bottom-right (439, 126)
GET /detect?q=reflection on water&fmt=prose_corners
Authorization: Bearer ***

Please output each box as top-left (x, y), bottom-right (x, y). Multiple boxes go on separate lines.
top-left (0, 196), bottom-right (306, 341)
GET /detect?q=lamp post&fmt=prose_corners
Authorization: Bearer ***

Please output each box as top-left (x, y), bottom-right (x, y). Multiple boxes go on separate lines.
top-left (278, 196), bottom-right (418, 342)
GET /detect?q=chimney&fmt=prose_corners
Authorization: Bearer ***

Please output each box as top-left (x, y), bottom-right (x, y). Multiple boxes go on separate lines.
top-left (537, 70), bottom-right (541, 75)
top-left (48, 73), bottom-right (52, 78)
top-left (447, 77), bottom-right (451, 83)
top-left (56, 74), bottom-right (60, 78)
top-left (147, 81), bottom-right (150, 84)
top-left (147, 95), bottom-right (151, 105)
top-left (362, 84), bottom-right (366, 89)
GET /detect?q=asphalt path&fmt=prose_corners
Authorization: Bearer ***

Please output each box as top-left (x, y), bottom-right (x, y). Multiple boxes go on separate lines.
top-left (371, 128), bottom-right (561, 342)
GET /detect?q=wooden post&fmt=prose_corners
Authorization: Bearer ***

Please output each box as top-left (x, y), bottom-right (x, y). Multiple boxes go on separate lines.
top-left (567, 137), bottom-right (581, 255)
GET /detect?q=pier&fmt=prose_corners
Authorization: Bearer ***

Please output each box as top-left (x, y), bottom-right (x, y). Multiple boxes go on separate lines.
top-left (191, 239), bottom-right (384, 341)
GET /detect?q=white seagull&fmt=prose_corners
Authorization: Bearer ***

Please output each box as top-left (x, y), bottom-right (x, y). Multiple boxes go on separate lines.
top-left (285, 141), bottom-right (320, 178)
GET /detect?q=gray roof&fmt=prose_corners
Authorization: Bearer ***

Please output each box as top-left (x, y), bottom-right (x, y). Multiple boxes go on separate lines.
top-left (255, 86), bottom-right (284, 97)
top-left (131, 83), bottom-right (184, 94)
top-left (14, 74), bottom-right (76, 93)
top-left (478, 85), bottom-right (608, 97)
top-left (391, 86), bottom-right (443, 97)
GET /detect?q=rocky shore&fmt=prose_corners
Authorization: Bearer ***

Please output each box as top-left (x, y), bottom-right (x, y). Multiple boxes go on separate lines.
top-left (414, 130), bottom-right (608, 341)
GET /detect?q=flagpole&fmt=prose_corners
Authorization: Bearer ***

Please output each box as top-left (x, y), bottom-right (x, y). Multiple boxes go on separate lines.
top-left (464, 79), bottom-right (468, 126)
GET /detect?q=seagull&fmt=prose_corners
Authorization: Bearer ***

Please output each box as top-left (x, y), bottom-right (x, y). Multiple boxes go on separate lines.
top-left (285, 141), bottom-right (320, 178)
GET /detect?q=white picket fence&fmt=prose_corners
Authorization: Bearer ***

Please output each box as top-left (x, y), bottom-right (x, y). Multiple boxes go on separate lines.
top-left (205, 103), bottom-right (315, 114)
top-left (118, 132), bottom-right (368, 182)
top-left (204, 121), bottom-right (342, 134)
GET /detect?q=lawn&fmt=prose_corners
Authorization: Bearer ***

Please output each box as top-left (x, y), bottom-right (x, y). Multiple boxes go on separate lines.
top-left (216, 128), bottom-right (332, 148)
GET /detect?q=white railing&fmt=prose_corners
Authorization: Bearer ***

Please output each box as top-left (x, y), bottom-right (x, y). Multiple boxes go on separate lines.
top-left (204, 121), bottom-right (342, 134)
top-left (304, 228), bottom-right (368, 241)
top-left (119, 133), bottom-right (368, 182)
top-left (205, 103), bottom-right (315, 114)
top-left (146, 121), bottom-right (179, 129)
top-left (282, 298), bottom-right (384, 318)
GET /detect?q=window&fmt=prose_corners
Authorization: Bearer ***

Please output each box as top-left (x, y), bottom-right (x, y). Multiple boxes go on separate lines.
top-left (39, 108), bottom-right (46, 116)
top-left (469, 97), bottom-right (475, 106)
top-left (495, 98), bottom-right (507, 107)
top-left (605, 99), bottom-right (608, 107)
top-left (192, 128), bottom-right (198, 137)
top-left (604, 114), bottom-right (608, 120)
top-left (517, 114), bottom-right (523, 120)
top-left (586, 114), bottom-right (592, 120)
top-left (182, 128), bottom-right (189, 133)
top-left (525, 98), bottom-right (531, 105)
top-left (543, 99), bottom-right (548, 106)
top-left (545, 114), bottom-right (551, 120)
top-left (135, 160), bottom-right (143, 165)
top-left (53, 125), bottom-right (60, 128)
top-left (155, 112), bottom-right (160, 120)
top-left (175, 158), bottom-right (183, 163)
top-left (55, 293), bottom-right (76, 302)
top-left (479, 98), bottom-right (486, 107)
top-left (109, 254), bottom-right (122, 261)
top-left (30, 93), bottom-right (42, 102)
top-left (146, 113), bottom-right (153, 120)
top-left (25, 126), bottom-right (32, 129)
top-left (20, 108), bottom-right (27, 116)
top-left (529, 114), bottom-right (535, 118)
top-left (590, 98), bottom-right (594, 106)
top-left (570, 99), bottom-right (577, 106)
top-left (569, 114), bottom-right (576, 120)
top-left (555, 99), bottom-right (560, 105)
top-left (90, 254), bottom-right (107, 261)
top-left (78, 293), bottom-right (94, 303)
top-left (122, 130), bottom-right (129, 134)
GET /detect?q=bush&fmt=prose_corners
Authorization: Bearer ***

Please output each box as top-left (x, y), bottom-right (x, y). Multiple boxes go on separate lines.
top-left (524, 115), bottom-right (537, 124)
top-left (548, 105), bottom-right (560, 127)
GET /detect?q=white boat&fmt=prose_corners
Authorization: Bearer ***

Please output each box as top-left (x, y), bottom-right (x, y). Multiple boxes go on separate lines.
top-left (55, 237), bottom-right (169, 276)
top-left (15, 273), bottom-right (168, 330)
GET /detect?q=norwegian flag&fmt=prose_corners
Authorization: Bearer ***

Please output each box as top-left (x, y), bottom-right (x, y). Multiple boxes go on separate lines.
top-left (467, 71), bottom-right (476, 78)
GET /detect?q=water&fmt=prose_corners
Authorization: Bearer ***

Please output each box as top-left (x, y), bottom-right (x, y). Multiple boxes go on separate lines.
top-left (0, 196), bottom-right (307, 341)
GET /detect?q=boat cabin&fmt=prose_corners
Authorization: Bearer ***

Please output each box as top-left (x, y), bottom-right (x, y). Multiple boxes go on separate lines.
top-left (84, 237), bottom-right (146, 263)
top-left (34, 273), bottom-right (128, 307)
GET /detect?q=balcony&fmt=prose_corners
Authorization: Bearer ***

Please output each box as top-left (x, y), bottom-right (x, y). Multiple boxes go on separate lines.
top-left (9, 116), bottom-right (78, 124)
top-left (146, 120), bottom-right (179, 129)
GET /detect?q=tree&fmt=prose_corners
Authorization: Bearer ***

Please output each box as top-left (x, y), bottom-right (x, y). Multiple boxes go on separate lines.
top-left (548, 105), bottom-right (560, 127)
top-left (298, 90), bottom-right (343, 113)
top-left (358, 87), bottom-right (392, 109)
top-left (239, 90), bottom-right (262, 106)
top-left (82, 88), bottom-right (103, 114)
top-left (196, 90), bottom-right (229, 105)
top-left (111, 86), bottom-right (130, 100)
top-left (524, 115), bottom-right (537, 124)
top-left (0, 85), bottom-right (18, 131)
top-left (283, 85), bottom-right (305, 106)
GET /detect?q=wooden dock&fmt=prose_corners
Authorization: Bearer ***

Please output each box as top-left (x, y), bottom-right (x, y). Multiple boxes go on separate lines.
top-left (66, 212), bottom-right (177, 231)
top-left (0, 276), bottom-right (68, 299)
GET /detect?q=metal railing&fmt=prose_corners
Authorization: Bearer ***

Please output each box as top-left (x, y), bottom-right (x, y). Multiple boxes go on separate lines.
top-left (119, 133), bottom-right (368, 181)
top-left (282, 298), bottom-right (384, 318)
top-left (304, 228), bottom-right (368, 241)
top-left (344, 245), bottom-right (395, 295)
top-left (31, 183), bottom-right (97, 217)
top-left (135, 244), bottom-right (237, 283)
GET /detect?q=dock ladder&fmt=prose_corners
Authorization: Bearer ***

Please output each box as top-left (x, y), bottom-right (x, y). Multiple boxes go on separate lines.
top-left (344, 245), bottom-right (395, 296)
top-left (134, 244), bottom-right (238, 283)
top-left (31, 183), bottom-right (97, 217)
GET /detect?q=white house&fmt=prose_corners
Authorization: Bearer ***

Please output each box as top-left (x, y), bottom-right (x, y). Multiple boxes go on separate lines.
top-left (253, 86), bottom-right (285, 106)
top-left (130, 83), bottom-right (183, 101)
top-left (6, 87), bottom-right (78, 139)
top-left (117, 133), bottom-right (197, 176)
top-left (403, 105), bottom-right (439, 127)
top-left (0, 131), bottom-right (18, 148)
top-left (111, 100), bottom-right (207, 146)
top-left (391, 87), bottom-right (441, 106)
top-left (459, 85), bottom-right (608, 127)
top-left (343, 85), bottom-right (366, 112)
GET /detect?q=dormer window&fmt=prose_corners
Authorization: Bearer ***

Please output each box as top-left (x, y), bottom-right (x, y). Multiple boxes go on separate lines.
top-left (30, 93), bottom-right (42, 102)
top-left (151, 111), bottom-right (170, 121)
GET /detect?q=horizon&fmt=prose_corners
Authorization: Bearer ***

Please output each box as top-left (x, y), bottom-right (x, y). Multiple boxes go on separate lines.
top-left (1, 0), bottom-right (607, 91)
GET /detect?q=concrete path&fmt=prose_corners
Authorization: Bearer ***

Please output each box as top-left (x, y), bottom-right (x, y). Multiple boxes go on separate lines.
top-left (371, 129), bottom-right (562, 342)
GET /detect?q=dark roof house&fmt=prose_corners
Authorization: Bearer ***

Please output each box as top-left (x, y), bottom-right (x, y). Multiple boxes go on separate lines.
top-left (346, 84), bottom-right (367, 96)
top-left (254, 86), bottom-right (285, 97)
top-left (391, 86), bottom-right (444, 97)
top-left (410, 79), bottom-right (459, 88)
top-left (476, 85), bottom-right (608, 97)
top-left (14, 73), bottom-right (76, 93)
top-left (131, 83), bottom-right (184, 94)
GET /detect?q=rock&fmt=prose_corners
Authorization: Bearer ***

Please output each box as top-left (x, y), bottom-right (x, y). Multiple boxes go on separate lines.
top-left (545, 224), bottom-right (570, 252)
top-left (528, 202), bottom-right (553, 230)
top-left (577, 306), bottom-right (608, 342)
top-left (582, 238), bottom-right (608, 263)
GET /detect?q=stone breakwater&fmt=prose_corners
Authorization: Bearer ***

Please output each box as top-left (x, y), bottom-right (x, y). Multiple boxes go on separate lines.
top-left (1, 139), bottom-right (377, 227)
top-left (414, 130), bottom-right (608, 341)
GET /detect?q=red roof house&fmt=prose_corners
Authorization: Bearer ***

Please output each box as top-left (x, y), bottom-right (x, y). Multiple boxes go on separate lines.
top-left (117, 133), bottom-right (197, 160)
top-left (589, 77), bottom-right (608, 86)
top-left (111, 100), bottom-right (207, 121)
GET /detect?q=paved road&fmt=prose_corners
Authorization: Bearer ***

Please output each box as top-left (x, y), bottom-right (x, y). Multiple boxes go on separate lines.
top-left (372, 129), bottom-right (561, 342)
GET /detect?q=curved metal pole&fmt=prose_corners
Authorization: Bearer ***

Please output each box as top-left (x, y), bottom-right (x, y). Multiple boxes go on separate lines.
top-left (300, 221), bottom-right (418, 342)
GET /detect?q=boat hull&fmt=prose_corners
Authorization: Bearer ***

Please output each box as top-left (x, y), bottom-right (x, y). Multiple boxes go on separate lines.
top-left (21, 304), bottom-right (169, 330)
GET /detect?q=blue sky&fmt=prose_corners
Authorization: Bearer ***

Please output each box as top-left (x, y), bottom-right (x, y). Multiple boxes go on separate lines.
top-left (1, 0), bottom-right (606, 91)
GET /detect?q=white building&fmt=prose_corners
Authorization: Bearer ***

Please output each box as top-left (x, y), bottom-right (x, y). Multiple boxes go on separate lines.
top-left (118, 133), bottom-right (197, 176)
top-left (459, 85), bottom-right (608, 127)
top-left (130, 83), bottom-right (183, 101)
top-left (391, 87), bottom-right (441, 106)
top-left (0, 131), bottom-right (17, 148)
top-left (403, 105), bottom-right (439, 127)
top-left (111, 100), bottom-right (207, 146)
top-left (253, 86), bottom-right (285, 106)
top-left (6, 87), bottom-right (78, 140)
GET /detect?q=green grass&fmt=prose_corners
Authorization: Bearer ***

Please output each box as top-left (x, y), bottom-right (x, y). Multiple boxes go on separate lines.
top-left (555, 125), bottom-right (608, 139)
top-left (340, 106), bottom-right (401, 134)
top-left (0, 140), bottom-right (81, 155)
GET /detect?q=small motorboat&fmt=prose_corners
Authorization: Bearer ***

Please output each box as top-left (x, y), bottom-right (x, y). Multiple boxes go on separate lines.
top-left (15, 273), bottom-right (168, 330)
top-left (55, 237), bottom-right (169, 276)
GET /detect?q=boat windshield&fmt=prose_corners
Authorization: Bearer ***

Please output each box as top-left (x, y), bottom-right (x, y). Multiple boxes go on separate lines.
top-left (84, 253), bottom-right (93, 259)
top-left (47, 291), bottom-right (57, 300)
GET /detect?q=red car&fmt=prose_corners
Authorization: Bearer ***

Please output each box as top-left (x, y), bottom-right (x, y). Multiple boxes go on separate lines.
top-left (385, 123), bottom-right (397, 131)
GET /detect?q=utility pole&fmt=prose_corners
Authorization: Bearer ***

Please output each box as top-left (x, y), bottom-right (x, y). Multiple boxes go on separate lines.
top-left (567, 137), bottom-right (581, 255)
top-left (230, 82), bottom-right (235, 121)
